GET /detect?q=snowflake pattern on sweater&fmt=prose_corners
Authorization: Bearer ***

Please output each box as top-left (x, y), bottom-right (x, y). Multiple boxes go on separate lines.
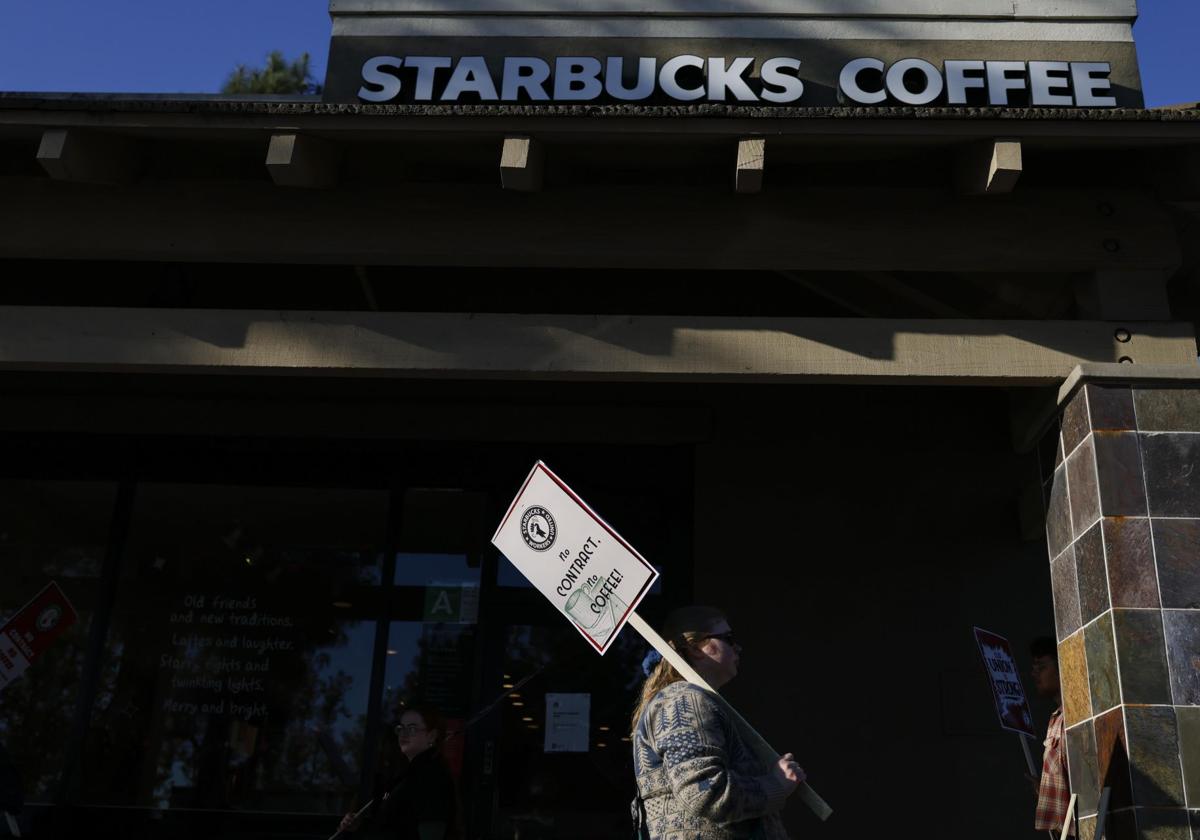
top-left (633, 682), bottom-right (793, 840)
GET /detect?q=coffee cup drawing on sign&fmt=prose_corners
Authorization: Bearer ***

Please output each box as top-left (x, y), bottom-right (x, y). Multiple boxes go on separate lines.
top-left (564, 577), bottom-right (627, 647)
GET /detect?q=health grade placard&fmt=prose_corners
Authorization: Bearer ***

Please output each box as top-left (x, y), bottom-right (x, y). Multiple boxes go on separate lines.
top-left (492, 461), bottom-right (659, 654)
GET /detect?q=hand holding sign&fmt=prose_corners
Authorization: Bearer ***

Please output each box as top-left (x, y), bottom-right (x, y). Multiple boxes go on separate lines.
top-left (492, 461), bottom-right (831, 821)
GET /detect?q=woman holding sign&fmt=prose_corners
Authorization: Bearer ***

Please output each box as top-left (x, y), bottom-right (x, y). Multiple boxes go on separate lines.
top-left (630, 606), bottom-right (805, 840)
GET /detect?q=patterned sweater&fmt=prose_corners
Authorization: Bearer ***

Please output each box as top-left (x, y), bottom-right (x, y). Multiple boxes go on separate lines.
top-left (633, 681), bottom-right (793, 840)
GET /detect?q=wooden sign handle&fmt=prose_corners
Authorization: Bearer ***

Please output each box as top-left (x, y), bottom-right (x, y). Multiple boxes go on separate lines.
top-left (1060, 793), bottom-right (1077, 840)
top-left (627, 612), bottom-right (833, 821)
top-left (1020, 732), bottom-right (1039, 776)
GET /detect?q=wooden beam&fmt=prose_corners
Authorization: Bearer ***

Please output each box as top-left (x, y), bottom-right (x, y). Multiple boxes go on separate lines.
top-left (735, 138), bottom-right (765, 194)
top-left (0, 180), bottom-right (1180, 273)
top-left (500, 136), bottom-right (544, 192)
top-left (0, 393), bottom-right (713, 443)
top-left (36, 128), bottom-right (137, 185)
top-left (265, 133), bottom-right (340, 188)
top-left (956, 139), bottom-right (1022, 195)
top-left (1075, 270), bottom-right (1172, 320)
top-left (0, 306), bottom-right (1193, 385)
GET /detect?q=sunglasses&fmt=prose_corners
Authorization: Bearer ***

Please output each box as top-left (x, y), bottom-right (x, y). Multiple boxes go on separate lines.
top-left (394, 724), bottom-right (427, 737)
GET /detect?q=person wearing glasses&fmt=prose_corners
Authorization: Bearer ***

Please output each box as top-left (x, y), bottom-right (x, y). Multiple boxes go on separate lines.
top-left (630, 606), bottom-right (805, 840)
top-left (338, 704), bottom-right (459, 840)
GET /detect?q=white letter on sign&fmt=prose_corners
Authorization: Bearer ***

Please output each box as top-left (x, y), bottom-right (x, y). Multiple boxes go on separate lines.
top-left (660, 55), bottom-right (705, 101)
top-left (945, 60), bottom-right (985, 105)
top-left (442, 57), bottom-right (499, 101)
top-left (503, 57), bottom-right (552, 101)
top-left (707, 56), bottom-right (757, 102)
top-left (1071, 62), bottom-right (1116, 107)
top-left (885, 58), bottom-right (943, 106)
top-left (358, 56), bottom-right (403, 103)
top-left (605, 57), bottom-right (656, 101)
top-left (1029, 61), bottom-right (1073, 106)
top-left (987, 61), bottom-right (1028, 106)
top-left (406, 56), bottom-right (452, 101)
top-left (555, 57), bottom-right (604, 101)
top-left (760, 58), bottom-right (805, 104)
top-left (840, 58), bottom-right (886, 105)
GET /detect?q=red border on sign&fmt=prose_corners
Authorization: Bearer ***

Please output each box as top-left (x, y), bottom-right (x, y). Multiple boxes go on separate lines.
top-left (494, 461), bottom-right (660, 654)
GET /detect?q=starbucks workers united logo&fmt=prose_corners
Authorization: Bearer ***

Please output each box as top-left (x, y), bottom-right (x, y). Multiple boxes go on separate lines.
top-left (521, 506), bottom-right (557, 551)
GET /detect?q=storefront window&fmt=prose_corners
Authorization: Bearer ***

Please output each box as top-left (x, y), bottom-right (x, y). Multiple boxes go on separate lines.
top-left (493, 623), bottom-right (648, 839)
top-left (381, 553), bottom-right (481, 782)
top-left (0, 480), bottom-right (116, 801)
top-left (79, 484), bottom-right (387, 813)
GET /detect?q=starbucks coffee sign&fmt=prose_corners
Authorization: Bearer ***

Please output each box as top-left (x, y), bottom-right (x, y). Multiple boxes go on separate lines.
top-left (353, 53), bottom-right (1120, 107)
top-left (324, 34), bottom-right (1142, 108)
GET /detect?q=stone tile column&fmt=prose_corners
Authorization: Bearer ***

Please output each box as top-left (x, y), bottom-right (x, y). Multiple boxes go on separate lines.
top-left (1043, 374), bottom-right (1200, 840)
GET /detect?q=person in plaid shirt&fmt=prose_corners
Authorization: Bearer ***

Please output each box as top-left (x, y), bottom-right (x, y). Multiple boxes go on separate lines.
top-left (1029, 637), bottom-right (1073, 835)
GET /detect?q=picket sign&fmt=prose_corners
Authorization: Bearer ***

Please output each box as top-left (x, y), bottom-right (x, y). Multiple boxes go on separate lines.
top-left (493, 461), bottom-right (832, 821)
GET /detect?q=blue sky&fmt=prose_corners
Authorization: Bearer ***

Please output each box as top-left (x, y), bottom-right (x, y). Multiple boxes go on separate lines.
top-left (0, 0), bottom-right (1196, 106)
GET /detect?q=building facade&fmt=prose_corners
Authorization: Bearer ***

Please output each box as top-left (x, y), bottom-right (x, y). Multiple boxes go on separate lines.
top-left (0, 1), bottom-right (1197, 838)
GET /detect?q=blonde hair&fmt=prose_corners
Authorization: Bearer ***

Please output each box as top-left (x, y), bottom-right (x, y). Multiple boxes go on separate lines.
top-left (629, 605), bottom-right (726, 737)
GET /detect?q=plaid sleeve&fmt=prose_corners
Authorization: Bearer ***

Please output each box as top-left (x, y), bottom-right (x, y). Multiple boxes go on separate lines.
top-left (1034, 711), bottom-right (1073, 834)
top-left (650, 684), bottom-right (791, 826)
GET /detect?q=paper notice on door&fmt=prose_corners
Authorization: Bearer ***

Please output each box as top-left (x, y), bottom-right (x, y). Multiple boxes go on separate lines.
top-left (544, 692), bottom-right (590, 753)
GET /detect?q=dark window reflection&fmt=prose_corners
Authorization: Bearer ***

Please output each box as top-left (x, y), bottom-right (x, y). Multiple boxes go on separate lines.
top-left (494, 624), bottom-right (648, 839)
top-left (80, 484), bottom-right (387, 813)
top-left (0, 481), bottom-right (115, 801)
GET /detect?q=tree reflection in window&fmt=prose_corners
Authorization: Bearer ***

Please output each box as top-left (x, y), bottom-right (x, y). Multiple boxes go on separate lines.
top-left (80, 485), bottom-right (387, 814)
top-left (0, 481), bottom-right (114, 802)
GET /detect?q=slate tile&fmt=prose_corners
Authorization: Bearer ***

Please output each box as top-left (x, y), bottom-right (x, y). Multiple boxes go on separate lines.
top-left (1176, 707), bottom-right (1200, 810)
top-left (1060, 630), bottom-right (1091, 727)
top-left (1053, 546), bottom-right (1083, 642)
top-left (1134, 388), bottom-right (1200, 433)
top-left (1085, 612), bottom-right (1120, 716)
top-left (1069, 436), bottom-right (1102, 538)
top-left (1113, 609), bottom-right (1172, 705)
top-left (1094, 431), bottom-right (1148, 517)
top-left (1142, 433), bottom-right (1200, 518)
top-left (1088, 385), bottom-right (1136, 431)
top-left (1153, 519), bottom-right (1200, 610)
top-left (1064, 388), bottom-right (1093, 456)
top-left (1133, 807), bottom-right (1191, 840)
top-left (1106, 517), bottom-right (1161, 609)
top-left (1068, 719), bottom-right (1101, 817)
top-left (1047, 463), bottom-right (1073, 559)
top-left (1096, 706), bottom-right (1133, 810)
top-left (1126, 707), bottom-right (1185, 807)
top-left (1076, 521), bottom-right (1110, 624)
top-left (1162, 610), bottom-right (1200, 706)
